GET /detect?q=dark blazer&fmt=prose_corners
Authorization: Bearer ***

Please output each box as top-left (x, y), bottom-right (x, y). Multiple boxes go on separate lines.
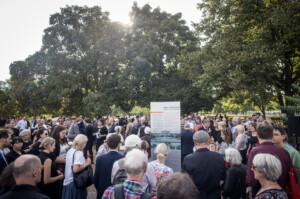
top-left (5, 149), bottom-right (25, 164)
top-left (183, 148), bottom-right (226, 199)
top-left (0, 184), bottom-right (49, 199)
top-left (94, 150), bottom-right (124, 199)
top-left (223, 165), bottom-right (246, 199)
top-left (0, 153), bottom-right (8, 175)
top-left (181, 129), bottom-right (194, 156)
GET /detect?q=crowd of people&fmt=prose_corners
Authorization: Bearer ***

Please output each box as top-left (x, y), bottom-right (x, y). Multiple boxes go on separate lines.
top-left (0, 113), bottom-right (299, 199)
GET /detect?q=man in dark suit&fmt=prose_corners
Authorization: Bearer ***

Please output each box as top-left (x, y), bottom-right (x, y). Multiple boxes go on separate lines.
top-left (198, 119), bottom-right (211, 134)
top-left (0, 129), bottom-right (12, 175)
top-left (30, 116), bottom-right (37, 140)
top-left (94, 134), bottom-right (124, 199)
top-left (183, 130), bottom-right (226, 199)
top-left (181, 123), bottom-right (194, 164)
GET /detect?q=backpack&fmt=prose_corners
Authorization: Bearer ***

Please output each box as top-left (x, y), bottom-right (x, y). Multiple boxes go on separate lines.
top-left (113, 159), bottom-right (128, 185)
top-left (114, 183), bottom-right (153, 199)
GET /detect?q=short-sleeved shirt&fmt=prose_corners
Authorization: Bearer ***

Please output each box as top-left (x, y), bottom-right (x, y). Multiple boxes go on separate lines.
top-left (284, 144), bottom-right (300, 168)
top-left (63, 148), bottom-right (85, 186)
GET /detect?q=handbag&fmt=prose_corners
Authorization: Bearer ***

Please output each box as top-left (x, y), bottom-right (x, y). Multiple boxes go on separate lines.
top-left (288, 166), bottom-right (300, 199)
top-left (71, 150), bottom-right (93, 189)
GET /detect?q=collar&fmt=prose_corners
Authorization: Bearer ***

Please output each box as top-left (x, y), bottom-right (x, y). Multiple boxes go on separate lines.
top-left (11, 184), bottom-right (41, 192)
top-left (123, 180), bottom-right (143, 193)
top-left (259, 141), bottom-right (274, 146)
top-left (108, 149), bottom-right (119, 152)
top-left (196, 148), bottom-right (209, 152)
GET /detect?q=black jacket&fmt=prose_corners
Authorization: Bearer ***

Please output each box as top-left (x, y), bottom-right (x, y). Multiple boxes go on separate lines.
top-left (182, 148), bottom-right (226, 199)
top-left (0, 184), bottom-right (49, 199)
top-left (223, 165), bottom-right (247, 199)
top-left (181, 129), bottom-right (194, 155)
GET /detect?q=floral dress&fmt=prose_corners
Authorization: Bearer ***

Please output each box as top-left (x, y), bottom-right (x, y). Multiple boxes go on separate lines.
top-left (150, 160), bottom-right (173, 195)
top-left (254, 189), bottom-right (288, 199)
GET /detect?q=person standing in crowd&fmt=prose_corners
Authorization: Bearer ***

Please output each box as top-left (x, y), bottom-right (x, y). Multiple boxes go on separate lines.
top-left (157, 172), bottom-right (200, 199)
top-left (141, 126), bottom-right (151, 159)
top-left (95, 119), bottom-right (108, 152)
top-left (7, 120), bottom-right (19, 137)
top-left (114, 126), bottom-right (125, 146)
top-left (150, 143), bottom-right (173, 195)
top-left (246, 124), bottom-right (293, 197)
top-left (30, 128), bottom-right (49, 156)
top-left (193, 116), bottom-right (202, 133)
top-left (111, 135), bottom-right (156, 192)
top-left (235, 125), bottom-right (248, 164)
top-left (5, 137), bottom-right (24, 164)
top-left (130, 122), bottom-right (139, 135)
top-left (198, 119), bottom-right (210, 133)
top-left (231, 117), bottom-right (239, 141)
top-left (108, 117), bottom-right (116, 133)
top-left (181, 123), bottom-right (194, 164)
top-left (183, 130), bottom-right (226, 199)
top-left (252, 153), bottom-right (288, 199)
top-left (19, 129), bottom-right (33, 153)
top-left (216, 127), bottom-right (235, 157)
top-left (185, 115), bottom-right (195, 130)
top-left (272, 125), bottom-right (300, 187)
top-left (0, 162), bottom-right (15, 196)
top-left (0, 129), bottom-right (11, 175)
top-left (138, 121), bottom-right (148, 138)
top-left (16, 116), bottom-right (28, 132)
top-left (246, 122), bottom-right (259, 157)
top-left (65, 118), bottom-right (79, 142)
top-left (125, 118), bottom-right (134, 138)
top-left (0, 155), bottom-right (50, 199)
top-left (222, 148), bottom-right (246, 199)
top-left (62, 134), bottom-right (91, 199)
top-left (96, 134), bottom-right (113, 157)
top-left (103, 149), bottom-right (155, 199)
top-left (30, 117), bottom-right (37, 140)
top-left (83, 118), bottom-right (94, 164)
top-left (50, 125), bottom-right (68, 173)
top-left (37, 137), bottom-right (64, 199)
top-left (94, 134), bottom-right (124, 199)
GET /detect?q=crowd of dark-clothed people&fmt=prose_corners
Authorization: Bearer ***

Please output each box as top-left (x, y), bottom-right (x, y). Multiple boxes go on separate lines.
top-left (0, 113), bottom-right (299, 199)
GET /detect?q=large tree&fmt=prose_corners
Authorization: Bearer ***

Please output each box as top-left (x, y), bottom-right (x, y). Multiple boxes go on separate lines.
top-left (190, 0), bottom-right (300, 115)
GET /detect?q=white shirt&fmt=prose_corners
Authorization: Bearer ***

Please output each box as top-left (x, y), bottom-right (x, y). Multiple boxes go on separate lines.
top-left (16, 120), bottom-right (28, 130)
top-left (63, 148), bottom-right (85, 186)
top-left (59, 144), bottom-right (69, 159)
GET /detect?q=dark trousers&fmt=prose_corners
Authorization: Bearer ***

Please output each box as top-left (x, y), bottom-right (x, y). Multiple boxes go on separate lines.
top-left (84, 142), bottom-right (94, 163)
top-left (96, 139), bottom-right (104, 152)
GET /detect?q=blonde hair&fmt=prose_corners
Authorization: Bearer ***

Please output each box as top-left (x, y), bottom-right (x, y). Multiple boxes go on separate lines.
top-left (218, 121), bottom-right (226, 129)
top-left (155, 143), bottom-right (170, 160)
top-left (236, 125), bottom-right (246, 136)
top-left (40, 137), bottom-right (55, 150)
top-left (115, 126), bottom-right (122, 134)
top-left (72, 134), bottom-right (88, 148)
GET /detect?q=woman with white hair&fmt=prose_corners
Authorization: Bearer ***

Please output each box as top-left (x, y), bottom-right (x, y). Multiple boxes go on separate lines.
top-left (62, 134), bottom-right (91, 199)
top-left (235, 124), bottom-right (248, 164)
top-left (222, 148), bottom-right (246, 199)
top-left (150, 143), bottom-right (173, 195)
top-left (114, 126), bottom-right (125, 146)
top-left (252, 153), bottom-right (288, 199)
top-left (19, 129), bottom-right (33, 153)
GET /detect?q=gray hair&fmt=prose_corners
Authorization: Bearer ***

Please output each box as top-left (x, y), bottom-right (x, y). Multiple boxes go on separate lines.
top-left (233, 117), bottom-right (239, 122)
top-left (144, 127), bottom-right (151, 135)
top-left (225, 148), bottom-right (242, 166)
top-left (154, 143), bottom-right (170, 160)
top-left (19, 129), bottom-right (30, 137)
top-left (184, 123), bottom-right (190, 129)
top-left (123, 149), bottom-right (148, 177)
top-left (252, 153), bottom-right (282, 182)
top-left (193, 131), bottom-right (209, 144)
top-left (72, 134), bottom-right (88, 148)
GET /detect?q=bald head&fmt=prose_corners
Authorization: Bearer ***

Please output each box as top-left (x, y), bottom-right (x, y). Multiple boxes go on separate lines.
top-left (13, 155), bottom-right (41, 179)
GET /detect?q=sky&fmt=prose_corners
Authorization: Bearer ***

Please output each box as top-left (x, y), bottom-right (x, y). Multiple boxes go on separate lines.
top-left (0, 0), bottom-right (201, 81)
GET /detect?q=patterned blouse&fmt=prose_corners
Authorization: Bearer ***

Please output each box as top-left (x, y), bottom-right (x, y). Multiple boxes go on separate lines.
top-left (150, 160), bottom-right (173, 195)
top-left (97, 143), bottom-right (109, 156)
top-left (254, 189), bottom-right (288, 199)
